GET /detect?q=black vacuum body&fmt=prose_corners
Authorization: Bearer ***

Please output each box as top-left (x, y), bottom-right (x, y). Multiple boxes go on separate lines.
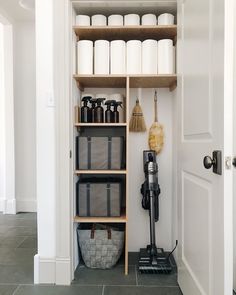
top-left (138, 150), bottom-right (173, 274)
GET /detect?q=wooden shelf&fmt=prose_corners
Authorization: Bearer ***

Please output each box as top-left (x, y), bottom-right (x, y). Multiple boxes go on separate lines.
top-left (74, 74), bottom-right (177, 91)
top-left (73, 25), bottom-right (177, 42)
top-left (74, 212), bottom-right (127, 223)
top-left (130, 74), bottom-right (177, 90)
top-left (75, 170), bottom-right (127, 175)
top-left (75, 123), bottom-right (127, 127)
top-left (73, 75), bottom-right (126, 90)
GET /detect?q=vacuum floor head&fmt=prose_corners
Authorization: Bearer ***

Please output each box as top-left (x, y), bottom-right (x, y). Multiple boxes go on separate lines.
top-left (138, 248), bottom-right (173, 274)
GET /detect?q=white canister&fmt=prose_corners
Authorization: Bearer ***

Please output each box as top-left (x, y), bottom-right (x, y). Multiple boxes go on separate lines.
top-left (109, 93), bottom-right (125, 122)
top-left (108, 14), bottom-right (123, 26)
top-left (157, 39), bottom-right (174, 74)
top-left (75, 15), bottom-right (90, 26)
top-left (77, 40), bottom-right (93, 74)
top-left (91, 14), bottom-right (107, 26)
top-left (142, 39), bottom-right (158, 74)
top-left (158, 13), bottom-right (174, 25)
top-left (94, 40), bottom-right (110, 74)
top-left (141, 14), bottom-right (157, 25)
top-left (126, 40), bottom-right (142, 74)
top-left (124, 14), bottom-right (140, 26)
top-left (110, 40), bottom-right (126, 74)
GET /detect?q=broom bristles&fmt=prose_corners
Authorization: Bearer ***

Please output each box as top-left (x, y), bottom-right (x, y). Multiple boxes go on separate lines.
top-left (129, 99), bottom-right (146, 132)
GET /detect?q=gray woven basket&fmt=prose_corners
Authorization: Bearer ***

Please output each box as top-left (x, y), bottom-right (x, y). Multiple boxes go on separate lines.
top-left (78, 225), bottom-right (124, 269)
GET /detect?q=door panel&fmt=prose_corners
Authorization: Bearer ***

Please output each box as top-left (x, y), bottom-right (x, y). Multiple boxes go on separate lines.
top-left (177, 0), bottom-right (233, 293)
top-left (182, 0), bottom-right (211, 138)
top-left (182, 172), bottom-right (211, 294)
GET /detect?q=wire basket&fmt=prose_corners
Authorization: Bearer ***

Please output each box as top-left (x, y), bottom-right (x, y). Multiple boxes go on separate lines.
top-left (77, 224), bottom-right (124, 269)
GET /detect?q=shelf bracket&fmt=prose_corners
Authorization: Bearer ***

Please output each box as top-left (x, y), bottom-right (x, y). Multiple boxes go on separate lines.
top-left (76, 80), bottom-right (84, 92)
top-left (169, 80), bottom-right (177, 92)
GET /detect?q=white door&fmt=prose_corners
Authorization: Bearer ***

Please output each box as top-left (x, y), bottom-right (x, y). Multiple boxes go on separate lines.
top-left (177, 0), bottom-right (234, 294)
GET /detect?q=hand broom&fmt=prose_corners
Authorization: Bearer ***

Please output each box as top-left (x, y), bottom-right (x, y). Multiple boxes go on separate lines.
top-left (129, 97), bottom-right (146, 132)
top-left (148, 90), bottom-right (164, 154)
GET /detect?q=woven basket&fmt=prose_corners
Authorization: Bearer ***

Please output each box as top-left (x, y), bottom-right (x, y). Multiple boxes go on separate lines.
top-left (78, 224), bottom-right (124, 269)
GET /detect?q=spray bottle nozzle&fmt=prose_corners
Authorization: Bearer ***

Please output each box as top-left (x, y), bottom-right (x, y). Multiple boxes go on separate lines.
top-left (114, 101), bottom-right (123, 109)
top-left (96, 98), bottom-right (106, 105)
top-left (82, 96), bottom-right (92, 102)
top-left (105, 100), bottom-right (116, 106)
top-left (90, 98), bottom-right (97, 107)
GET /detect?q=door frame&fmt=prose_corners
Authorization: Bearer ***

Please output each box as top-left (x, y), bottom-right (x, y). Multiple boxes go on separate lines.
top-left (0, 14), bottom-right (16, 215)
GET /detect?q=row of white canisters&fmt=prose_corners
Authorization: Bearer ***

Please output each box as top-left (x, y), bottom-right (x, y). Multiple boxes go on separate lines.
top-left (76, 13), bottom-right (174, 26)
top-left (77, 39), bottom-right (175, 75)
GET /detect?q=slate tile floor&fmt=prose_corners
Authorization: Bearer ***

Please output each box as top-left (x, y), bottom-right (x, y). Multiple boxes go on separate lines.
top-left (0, 213), bottom-right (182, 295)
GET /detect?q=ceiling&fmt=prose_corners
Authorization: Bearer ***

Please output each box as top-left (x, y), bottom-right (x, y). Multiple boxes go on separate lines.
top-left (0, 0), bottom-right (34, 22)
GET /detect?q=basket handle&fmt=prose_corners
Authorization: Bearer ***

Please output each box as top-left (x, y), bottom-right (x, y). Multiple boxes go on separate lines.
top-left (90, 224), bottom-right (111, 240)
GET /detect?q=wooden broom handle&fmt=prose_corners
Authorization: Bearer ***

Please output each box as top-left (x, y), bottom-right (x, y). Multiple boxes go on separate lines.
top-left (154, 91), bottom-right (158, 122)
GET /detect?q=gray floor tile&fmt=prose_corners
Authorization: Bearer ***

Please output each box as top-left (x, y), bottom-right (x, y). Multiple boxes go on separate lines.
top-left (0, 218), bottom-right (37, 227)
top-left (137, 265), bottom-right (178, 287)
top-left (0, 285), bottom-right (18, 295)
top-left (17, 237), bottom-right (37, 249)
top-left (15, 285), bottom-right (102, 295)
top-left (104, 286), bottom-right (182, 295)
top-left (73, 265), bottom-right (136, 285)
top-left (0, 226), bottom-right (11, 236)
top-left (0, 264), bottom-right (34, 284)
top-left (0, 248), bottom-right (36, 265)
top-left (4, 226), bottom-right (36, 237)
top-left (0, 237), bottom-right (26, 248)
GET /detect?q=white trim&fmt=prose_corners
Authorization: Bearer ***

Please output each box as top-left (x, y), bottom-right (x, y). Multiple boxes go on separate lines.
top-left (3, 199), bottom-right (16, 214)
top-left (55, 258), bottom-right (72, 285)
top-left (0, 198), bottom-right (4, 212)
top-left (54, 0), bottom-right (73, 285)
top-left (16, 199), bottom-right (37, 212)
top-left (34, 255), bottom-right (73, 285)
top-left (34, 254), bottom-right (55, 284)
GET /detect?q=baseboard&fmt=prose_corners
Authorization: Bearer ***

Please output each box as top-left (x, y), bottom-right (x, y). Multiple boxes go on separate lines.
top-left (34, 254), bottom-right (55, 284)
top-left (3, 199), bottom-right (16, 214)
top-left (16, 199), bottom-right (37, 212)
top-left (56, 258), bottom-right (72, 285)
top-left (0, 198), bottom-right (4, 212)
top-left (34, 255), bottom-right (72, 285)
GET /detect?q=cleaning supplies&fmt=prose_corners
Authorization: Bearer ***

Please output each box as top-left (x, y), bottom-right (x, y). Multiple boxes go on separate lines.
top-left (81, 96), bottom-right (91, 123)
top-left (129, 98), bottom-right (146, 132)
top-left (105, 100), bottom-right (115, 123)
top-left (90, 98), bottom-right (97, 123)
top-left (113, 101), bottom-right (123, 123)
top-left (95, 98), bottom-right (105, 123)
top-left (148, 91), bottom-right (164, 154)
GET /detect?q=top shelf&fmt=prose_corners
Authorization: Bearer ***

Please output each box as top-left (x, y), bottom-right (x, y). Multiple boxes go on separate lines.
top-left (73, 25), bottom-right (177, 42)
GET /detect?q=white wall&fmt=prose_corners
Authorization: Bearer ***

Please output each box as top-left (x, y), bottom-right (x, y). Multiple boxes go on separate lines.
top-left (128, 88), bottom-right (173, 251)
top-left (13, 21), bottom-right (36, 212)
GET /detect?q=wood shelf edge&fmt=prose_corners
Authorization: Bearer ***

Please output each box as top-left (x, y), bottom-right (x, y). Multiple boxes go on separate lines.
top-left (74, 215), bottom-right (127, 223)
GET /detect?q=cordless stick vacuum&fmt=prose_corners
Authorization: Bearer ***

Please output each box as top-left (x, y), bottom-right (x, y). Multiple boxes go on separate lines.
top-left (138, 150), bottom-right (173, 274)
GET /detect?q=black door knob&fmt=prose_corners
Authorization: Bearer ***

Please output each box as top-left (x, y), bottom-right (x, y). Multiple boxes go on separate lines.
top-left (233, 157), bottom-right (236, 168)
top-left (203, 156), bottom-right (215, 169)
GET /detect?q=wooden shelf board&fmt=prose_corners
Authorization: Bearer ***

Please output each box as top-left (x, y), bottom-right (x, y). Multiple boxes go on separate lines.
top-left (129, 74), bottom-right (177, 89)
top-left (75, 170), bottom-right (127, 175)
top-left (74, 213), bottom-right (127, 223)
top-left (73, 25), bottom-right (177, 42)
top-left (75, 123), bottom-right (127, 127)
top-left (73, 75), bottom-right (126, 89)
top-left (73, 74), bottom-right (177, 91)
